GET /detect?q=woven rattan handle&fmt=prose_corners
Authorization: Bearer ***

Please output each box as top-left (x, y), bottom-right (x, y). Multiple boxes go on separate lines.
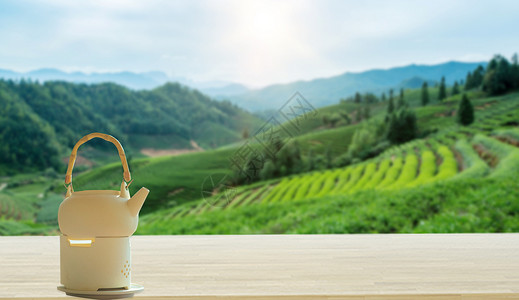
top-left (65, 133), bottom-right (131, 186)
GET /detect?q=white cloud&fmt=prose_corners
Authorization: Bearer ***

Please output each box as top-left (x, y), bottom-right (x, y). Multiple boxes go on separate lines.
top-left (0, 0), bottom-right (518, 86)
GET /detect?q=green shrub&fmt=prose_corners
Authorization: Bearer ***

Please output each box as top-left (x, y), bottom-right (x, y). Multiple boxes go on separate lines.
top-left (434, 145), bottom-right (458, 180)
top-left (0, 218), bottom-right (54, 235)
top-left (473, 134), bottom-right (519, 177)
top-left (349, 162), bottom-right (377, 193)
top-left (293, 173), bottom-right (317, 200)
top-left (223, 188), bottom-right (253, 209)
top-left (453, 140), bottom-right (489, 179)
top-left (261, 178), bottom-right (290, 203)
top-left (408, 150), bottom-right (436, 187)
top-left (306, 171), bottom-right (329, 198)
top-left (137, 177), bottom-right (519, 235)
top-left (316, 169), bottom-right (342, 197)
top-left (338, 164), bottom-right (365, 194)
top-left (281, 177), bottom-right (306, 202)
top-left (363, 160), bottom-right (391, 189)
top-left (377, 157), bottom-right (403, 189)
top-left (239, 185), bottom-right (270, 206)
top-left (330, 168), bottom-right (351, 194)
top-left (492, 128), bottom-right (519, 143)
top-left (268, 178), bottom-right (297, 203)
top-left (387, 154), bottom-right (418, 189)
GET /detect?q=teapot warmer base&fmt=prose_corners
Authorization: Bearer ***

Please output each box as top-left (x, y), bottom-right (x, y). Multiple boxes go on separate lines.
top-left (57, 283), bottom-right (143, 299)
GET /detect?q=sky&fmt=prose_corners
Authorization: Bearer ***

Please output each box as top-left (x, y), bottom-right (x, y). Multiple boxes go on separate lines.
top-left (0, 0), bottom-right (518, 88)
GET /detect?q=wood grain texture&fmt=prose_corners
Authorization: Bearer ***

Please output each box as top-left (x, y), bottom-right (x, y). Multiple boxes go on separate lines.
top-left (1, 234), bottom-right (519, 299)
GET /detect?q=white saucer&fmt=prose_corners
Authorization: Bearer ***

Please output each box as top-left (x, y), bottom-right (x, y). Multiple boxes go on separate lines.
top-left (57, 283), bottom-right (143, 299)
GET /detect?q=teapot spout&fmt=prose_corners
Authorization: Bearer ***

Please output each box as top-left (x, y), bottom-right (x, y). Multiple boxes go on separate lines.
top-left (127, 187), bottom-right (149, 216)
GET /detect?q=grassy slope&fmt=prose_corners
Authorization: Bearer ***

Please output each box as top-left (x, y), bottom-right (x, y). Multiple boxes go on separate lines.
top-left (56, 90), bottom-right (515, 212)
top-left (135, 91), bottom-right (519, 234)
top-left (2, 87), bottom-right (518, 234)
top-left (72, 148), bottom-right (236, 213)
top-left (137, 134), bottom-right (519, 234)
top-left (137, 177), bottom-right (519, 234)
top-left (49, 98), bottom-right (368, 210)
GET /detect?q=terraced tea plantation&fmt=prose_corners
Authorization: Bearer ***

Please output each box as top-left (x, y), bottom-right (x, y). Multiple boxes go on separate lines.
top-left (135, 92), bottom-right (519, 234)
top-left (138, 120), bottom-right (519, 234)
top-left (3, 89), bottom-right (519, 235)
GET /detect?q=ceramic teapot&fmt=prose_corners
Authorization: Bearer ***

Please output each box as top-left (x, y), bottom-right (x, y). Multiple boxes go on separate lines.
top-left (58, 132), bottom-right (148, 295)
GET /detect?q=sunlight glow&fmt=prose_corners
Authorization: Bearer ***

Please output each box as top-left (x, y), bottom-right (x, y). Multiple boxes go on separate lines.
top-left (221, 1), bottom-right (314, 86)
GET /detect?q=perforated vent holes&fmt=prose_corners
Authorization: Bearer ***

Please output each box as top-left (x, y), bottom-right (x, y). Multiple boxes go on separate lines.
top-left (121, 260), bottom-right (131, 278)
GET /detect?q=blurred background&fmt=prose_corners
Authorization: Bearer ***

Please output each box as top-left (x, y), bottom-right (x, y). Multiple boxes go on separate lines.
top-left (1, 0), bottom-right (518, 235)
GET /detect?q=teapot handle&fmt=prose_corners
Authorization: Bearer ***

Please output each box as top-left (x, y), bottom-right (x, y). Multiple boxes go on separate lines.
top-left (65, 133), bottom-right (131, 188)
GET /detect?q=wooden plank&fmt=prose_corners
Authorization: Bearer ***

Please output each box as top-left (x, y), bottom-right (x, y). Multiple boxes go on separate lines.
top-left (0, 234), bottom-right (519, 299)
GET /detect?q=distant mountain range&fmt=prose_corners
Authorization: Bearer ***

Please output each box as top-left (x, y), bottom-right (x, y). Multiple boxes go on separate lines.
top-left (0, 68), bottom-right (170, 90)
top-left (201, 83), bottom-right (250, 98)
top-left (0, 61), bottom-right (486, 111)
top-left (0, 68), bottom-right (248, 96)
top-left (226, 61), bottom-right (487, 111)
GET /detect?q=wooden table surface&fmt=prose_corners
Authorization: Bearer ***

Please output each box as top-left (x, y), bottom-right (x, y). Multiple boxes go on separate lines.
top-left (0, 234), bottom-right (519, 299)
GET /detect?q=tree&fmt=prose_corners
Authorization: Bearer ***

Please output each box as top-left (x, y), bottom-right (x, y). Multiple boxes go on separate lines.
top-left (387, 97), bottom-right (394, 114)
top-left (473, 65), bottom-right (485, 87)
top-left (381, 93), bottom-right (386, 102)
top-left (421, 82), bottom-right (429, 106)
top-left (325, 147), bottom-right (332, 168)
top-left (322, 115), bottom-right (329, 126)
top-left (363, 93), bottom-right (378, 104)
top-left (389, 89), bottom-right (394, 103)
top-left (340, 111), bottom-right (351, 124)
top-left (511, 53), bottom-right (519, 90)
top-left (482, 55), bottom-right (514, 95)
top-left (466, 65), bottom-right (485, 90)
top-left (259, 160), bottom-right (276, 180)
top-left (355, 109), bottom-right (362, 123)
top-left (329, 114), bottom-right (340, 127)
top-left (348, 125), bottom-right (377, 157)
top-left (387, 109), bottom-right (418, 144)
top-left (397, 88), bottom-right (405, 109)
top-left (267, 140), bottom-right (302, 177)
top-left (363, 105), bottom-right (371, 120)
top-left (306, 149), bottom-right (315, 171)
top-left (457, 94), bottom-right (474, 126)
top-left (438, 76), bottom-right (447, 101)
top-left (465, 72), bottom-right (472, 91)
top-left (452, 81), bottom-right (460, 96)
top-left (354, 92), bottom-right (362, 103)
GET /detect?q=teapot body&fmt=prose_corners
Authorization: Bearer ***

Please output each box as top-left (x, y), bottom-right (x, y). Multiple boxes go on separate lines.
top-left (58, 190), bottom-right (138, 238)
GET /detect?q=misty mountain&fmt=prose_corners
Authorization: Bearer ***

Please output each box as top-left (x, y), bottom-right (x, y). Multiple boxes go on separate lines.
top-left (227, 61), bottom-right (487, 111)
top-left (0, 68), bottom-right (242, 93)
top-left (397, 76), bottom-right (437, 89)
top-left (200, 83), bottom-right (250, 99)
top-left (0, 61), bottom-right (486, 112)
top-left (0, 68), bottom-right (170, 90)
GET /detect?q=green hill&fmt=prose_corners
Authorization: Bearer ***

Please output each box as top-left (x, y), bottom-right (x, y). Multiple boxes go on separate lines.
top-left (2, 89), bottom-right (519, 234)
top-left (135, 92), bottom-right (519, 234)
top-left (0, 80), bottom-right (262, 174)
top-left (33, 90), bottom-right (517, 230)
top-left (1, 54), bottom-right (518, 235)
